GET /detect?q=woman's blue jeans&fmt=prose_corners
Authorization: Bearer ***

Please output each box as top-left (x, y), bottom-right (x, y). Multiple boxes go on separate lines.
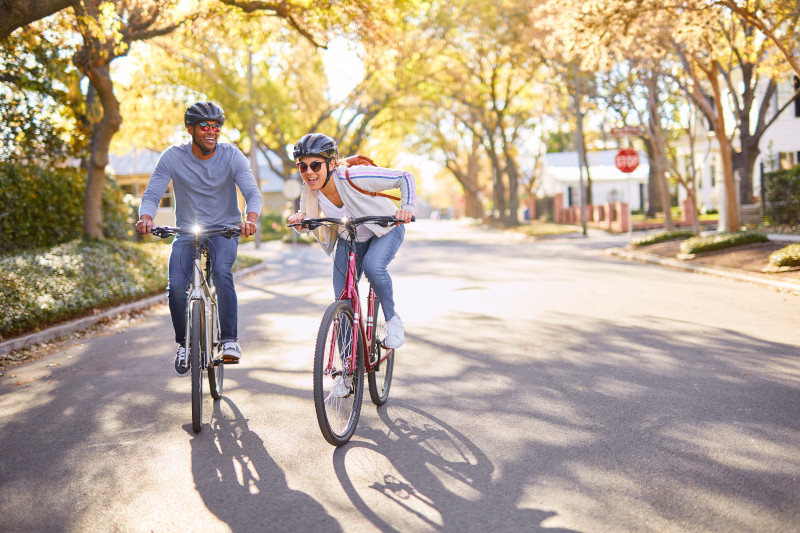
top-left (333, 225), bottom-right (405, 321)
top-left (168, 234), bottom-right (239, 345)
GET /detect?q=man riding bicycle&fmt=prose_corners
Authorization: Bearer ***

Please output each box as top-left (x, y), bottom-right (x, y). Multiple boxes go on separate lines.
top-left (287, 133), bottom-right (415, 349)
top-left (136, 101), bottom-right (262, 376)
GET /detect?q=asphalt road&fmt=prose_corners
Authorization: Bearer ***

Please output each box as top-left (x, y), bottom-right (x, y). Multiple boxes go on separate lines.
top-left (1, 220), bottom-right (799, 532)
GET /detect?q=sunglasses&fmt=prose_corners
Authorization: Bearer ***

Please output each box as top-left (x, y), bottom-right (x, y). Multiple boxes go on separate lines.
top-left (296, 160), bottom-right (325, 173)
top-left (197, 122), bottom-right (221, 132)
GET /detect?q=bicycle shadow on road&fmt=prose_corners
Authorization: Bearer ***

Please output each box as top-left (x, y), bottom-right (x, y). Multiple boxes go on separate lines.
top-left (332, 401), bottom-right (580, 533)
top-left (190, 397), bottom-right (340, 532)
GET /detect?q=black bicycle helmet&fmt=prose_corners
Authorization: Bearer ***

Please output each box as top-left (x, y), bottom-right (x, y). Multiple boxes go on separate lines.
top-left (293, 133), bottom-right (338, 162)
top-left (184, 101), bottom-right (226, 127)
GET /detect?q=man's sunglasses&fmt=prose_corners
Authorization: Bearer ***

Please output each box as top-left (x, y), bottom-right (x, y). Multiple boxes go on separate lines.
top-left (296, 160), bottom-right (325, 173)
top-left (197, 122), bottom-right (221, 132)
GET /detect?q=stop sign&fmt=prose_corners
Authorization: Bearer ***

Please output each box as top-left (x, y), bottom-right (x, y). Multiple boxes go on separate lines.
top-left (615, 148), bottom-right (639, 173)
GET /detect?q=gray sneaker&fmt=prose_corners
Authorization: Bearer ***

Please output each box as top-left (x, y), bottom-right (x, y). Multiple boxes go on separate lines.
top-left (221, 341), bottom-right (242, 363)
top-left (174, 346), bottom-right (189, 377)
top-left (384, 314), bottom-right (404, 349)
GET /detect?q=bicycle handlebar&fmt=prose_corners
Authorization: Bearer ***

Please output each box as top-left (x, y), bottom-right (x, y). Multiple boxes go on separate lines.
top-left (288, 215), bottom-right (415, 231)
top-left (150, 225), bottom-right (242, 239)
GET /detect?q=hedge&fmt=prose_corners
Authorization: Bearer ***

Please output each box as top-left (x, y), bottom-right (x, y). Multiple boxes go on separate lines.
top-left (632, 230), bottom-right (695, 247)
top-left (0, 163), bottom-right (132, 255)
top-left (679, 230), bottom-right (768, 255)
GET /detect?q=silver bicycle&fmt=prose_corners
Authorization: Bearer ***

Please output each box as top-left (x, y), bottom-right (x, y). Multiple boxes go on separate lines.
top-left (152, 224), bottom-right (241, 433)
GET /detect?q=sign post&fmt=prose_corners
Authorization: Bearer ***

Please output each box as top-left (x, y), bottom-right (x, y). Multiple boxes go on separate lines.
top-left (615, 148), bottom-right (639, 239)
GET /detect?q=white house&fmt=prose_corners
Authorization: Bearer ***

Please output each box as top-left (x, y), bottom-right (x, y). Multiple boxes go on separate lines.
top-left (538, 149), bottom-right (649, 211)
top-left (107, 147), bottom-right (288, 224)
top-left (672, 73), bottom-right (800, 215)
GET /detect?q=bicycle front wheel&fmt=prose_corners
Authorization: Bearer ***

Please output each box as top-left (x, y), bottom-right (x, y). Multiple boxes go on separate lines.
top-left (313, 300), bottom-right (364, 446)
top-left (190, 300), bottom-right (204, 433)
top-left (368, 292), bottom-right (394, 406)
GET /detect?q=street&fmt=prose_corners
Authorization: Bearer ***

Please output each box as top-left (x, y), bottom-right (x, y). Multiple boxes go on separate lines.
top-left (1, 219), bottom-right (799, 532)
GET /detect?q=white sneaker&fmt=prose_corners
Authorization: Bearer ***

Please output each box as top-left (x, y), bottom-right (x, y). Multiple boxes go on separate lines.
top-left (384, 314), bottom-right (404, 349)
top-left (174, 346), bottom-right (189, 377)
top-left (221, 341), bottom-right (242, 363)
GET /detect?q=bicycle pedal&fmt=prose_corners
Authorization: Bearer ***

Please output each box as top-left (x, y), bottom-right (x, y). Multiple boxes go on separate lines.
top-left (221, 357), bottom-right (240, 365)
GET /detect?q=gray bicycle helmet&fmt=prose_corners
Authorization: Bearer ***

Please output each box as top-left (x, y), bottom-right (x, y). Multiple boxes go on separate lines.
top-left (184, 101), bottom-right (226, 128)
top-left (293, 133), bottom-right (338, 162)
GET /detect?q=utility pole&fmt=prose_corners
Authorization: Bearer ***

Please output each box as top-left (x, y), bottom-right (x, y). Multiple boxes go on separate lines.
top-left (573, 63), bottom-right (588, 236)
top-left (248, 45), bottom-right (261, 249)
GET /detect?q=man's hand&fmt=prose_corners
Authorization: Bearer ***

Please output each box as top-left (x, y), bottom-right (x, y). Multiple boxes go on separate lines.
top-left (136, 215), bottom-right (153, 235)
top-left (240, 213), bottom-right (258, 237)
top-left (394, 209), bottom-right (413, 224)
top-left (342, 154), bottom-right (376, 167)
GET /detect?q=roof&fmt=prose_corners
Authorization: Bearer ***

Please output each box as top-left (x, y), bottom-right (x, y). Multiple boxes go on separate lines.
top-left (106, 147), bottom-right (286, 193)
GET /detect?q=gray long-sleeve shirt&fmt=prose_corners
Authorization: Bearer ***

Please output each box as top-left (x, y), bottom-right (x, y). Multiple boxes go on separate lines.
top-left (138, 143), bottom-right (262, 227)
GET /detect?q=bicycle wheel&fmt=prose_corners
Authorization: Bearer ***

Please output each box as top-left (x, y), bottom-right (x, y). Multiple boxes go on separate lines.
top-left (190, 300), bottom-right (204, 433)
top-left (367, 292), bottom-right (394, 406)
top-left (313, 300), bottom-right (364, 446)
top-left (208, 306), bottom-right (223, 400)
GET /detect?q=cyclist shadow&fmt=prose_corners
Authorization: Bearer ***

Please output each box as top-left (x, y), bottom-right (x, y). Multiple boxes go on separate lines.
top-left (333, 401), bottom-right (580, 533)
top-left (190, 397), bottom-right (338, 532)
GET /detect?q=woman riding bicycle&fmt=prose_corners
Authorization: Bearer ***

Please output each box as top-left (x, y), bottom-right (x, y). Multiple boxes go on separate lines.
top-left (287, 133), bottom-right (416, 349)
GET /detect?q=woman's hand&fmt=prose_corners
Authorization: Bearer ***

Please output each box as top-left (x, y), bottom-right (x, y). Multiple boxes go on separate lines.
top-left (288, 211), bottom-right (306, 225)
top-left (395, 209), bottom-right (413, 224)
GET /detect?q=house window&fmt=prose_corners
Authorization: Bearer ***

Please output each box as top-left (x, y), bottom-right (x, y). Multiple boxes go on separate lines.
top-left (710, 162), bottom-right (717, 187)
top-left (794, 76), bottom-right (800, 117)
top-left (567, 186), bottom-right (574, 207)
top-left (779, 152), bottom-right (796, 170)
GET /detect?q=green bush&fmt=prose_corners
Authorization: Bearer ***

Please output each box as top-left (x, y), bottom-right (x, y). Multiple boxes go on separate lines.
top-left (632, 230), bottom-right (695, 247)
top-left (765, 165), bottom-right (800, 226)
top-left (0, 163), bottom-right (132, 255)
top-left (0, 239), bottom-right (261, 341)
top-left (768, 243), bottom-right (800, 268)
top-left (0, 239), bottom-right (169, 340)
top-left (679, 230), bottom-right (768, 255)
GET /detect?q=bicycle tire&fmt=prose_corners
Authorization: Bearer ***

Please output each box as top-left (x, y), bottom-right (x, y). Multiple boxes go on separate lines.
top-left (313, 300), bottom-right (364, 446)
top-left (209, 359), bottom-right (223, 400)
top-left (208, 306), bottom-right (223, 400)
top-left (190, 300), bottom-right (203, 433)
top-left (367, 292), bottom-right (394, 406)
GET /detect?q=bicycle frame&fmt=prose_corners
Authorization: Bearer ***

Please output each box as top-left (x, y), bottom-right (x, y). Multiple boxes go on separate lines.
top-left (328, 234), bottom-right (392, 380)
top-left (184, 233), bottom-right (219, 370)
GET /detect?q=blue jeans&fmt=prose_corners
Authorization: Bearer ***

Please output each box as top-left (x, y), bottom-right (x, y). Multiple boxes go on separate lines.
top-left (333, 225), bottom-right (405, 320)
top-left (168, 234), bottom-right (239, 345)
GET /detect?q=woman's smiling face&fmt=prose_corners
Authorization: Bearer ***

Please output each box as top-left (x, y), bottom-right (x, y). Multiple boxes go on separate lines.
top-left (296, 156), bottom-right (329, 190)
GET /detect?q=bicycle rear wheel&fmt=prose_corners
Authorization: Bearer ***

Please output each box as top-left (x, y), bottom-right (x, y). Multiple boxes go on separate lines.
top-left (208, 306), bottom-right (223, 400)
top-left (313, 300), bottom-right (364, 446)
top-left (190, 300), bottom-right (204, 433)
top-left (368, 292), bottom-right (394, 406)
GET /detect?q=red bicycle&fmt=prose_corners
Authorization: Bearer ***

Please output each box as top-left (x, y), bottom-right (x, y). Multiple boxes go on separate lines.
top-left (289, 215), bottom-right (411, 446)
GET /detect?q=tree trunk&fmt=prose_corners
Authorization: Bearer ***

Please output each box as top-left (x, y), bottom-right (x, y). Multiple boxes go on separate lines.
top-left (646, 73), bottom-right (674, 231)
top-left (643, 139), bottom-right (661, 218)
top-left (503, 141), bottom-right (520, 225)
top-left (708, 73), bottom-right (740, 231)
top-left (79, 63), bottom-right (121, 239)
top-left (0, 0), bottom-right (74, 41)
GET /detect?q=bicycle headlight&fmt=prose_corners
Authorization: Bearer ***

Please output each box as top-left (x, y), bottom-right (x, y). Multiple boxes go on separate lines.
top-left (192, 224), bottom-right (201, 235)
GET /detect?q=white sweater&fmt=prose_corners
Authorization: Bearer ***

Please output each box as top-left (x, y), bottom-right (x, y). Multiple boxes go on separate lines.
top-left (297, 164), bottom-right (416, 255)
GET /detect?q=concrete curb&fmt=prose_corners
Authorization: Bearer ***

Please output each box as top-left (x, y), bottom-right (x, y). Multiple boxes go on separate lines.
top-left (606, 247), bottom-right (800, 294)
top-left (0, 261), bottom-right (270, 357)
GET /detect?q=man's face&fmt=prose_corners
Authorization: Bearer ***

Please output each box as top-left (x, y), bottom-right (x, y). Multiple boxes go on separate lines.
top-left (188, 121), bottom-right (220, 152)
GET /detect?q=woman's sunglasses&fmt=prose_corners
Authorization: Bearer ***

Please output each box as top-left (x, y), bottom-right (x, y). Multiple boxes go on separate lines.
top-left (296, 160), bottom-right (325, 173)
top-left (197, 122), bottom-right (221, 132)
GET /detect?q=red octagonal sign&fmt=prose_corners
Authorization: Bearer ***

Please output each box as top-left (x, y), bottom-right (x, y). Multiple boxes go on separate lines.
top-left (615, 148), bottom-right (639, 173)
